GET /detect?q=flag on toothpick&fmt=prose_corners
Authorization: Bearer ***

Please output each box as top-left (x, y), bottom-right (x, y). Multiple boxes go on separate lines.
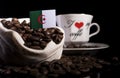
top-left (30, 9), bottom-right (56, 29)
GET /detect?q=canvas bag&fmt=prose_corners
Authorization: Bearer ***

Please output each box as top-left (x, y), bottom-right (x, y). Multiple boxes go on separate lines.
top-left (0, 18), bottom-right (65, 65)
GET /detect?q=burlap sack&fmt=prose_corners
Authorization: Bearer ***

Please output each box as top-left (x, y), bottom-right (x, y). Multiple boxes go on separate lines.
top-left (0, 18), bottom-right (65, 65)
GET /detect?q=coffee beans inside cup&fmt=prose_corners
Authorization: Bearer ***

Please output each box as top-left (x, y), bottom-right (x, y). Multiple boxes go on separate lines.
top-left (1, 18), bottom-right (63, 50)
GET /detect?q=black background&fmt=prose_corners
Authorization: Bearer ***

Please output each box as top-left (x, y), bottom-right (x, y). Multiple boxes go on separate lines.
top-left (0, 0), bottom-right (119, 57)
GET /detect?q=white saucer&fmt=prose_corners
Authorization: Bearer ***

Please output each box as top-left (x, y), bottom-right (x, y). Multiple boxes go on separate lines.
top-left (63, 42), bottom-right (109, 50)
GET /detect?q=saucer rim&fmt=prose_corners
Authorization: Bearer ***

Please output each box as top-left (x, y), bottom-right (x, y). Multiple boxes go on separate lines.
top-left (63, 42), bottom-right (109, 50)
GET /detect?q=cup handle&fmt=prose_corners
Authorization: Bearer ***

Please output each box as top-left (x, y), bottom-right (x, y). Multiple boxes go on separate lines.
top-left (89, 23), bottom-right (100, 38)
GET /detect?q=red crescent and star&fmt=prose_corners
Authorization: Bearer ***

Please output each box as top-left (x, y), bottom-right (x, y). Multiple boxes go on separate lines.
top-left (37, 15), bottom-right (46, 24)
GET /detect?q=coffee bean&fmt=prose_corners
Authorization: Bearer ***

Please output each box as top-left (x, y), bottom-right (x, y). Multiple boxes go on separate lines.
top-left (32, 41), bottom-right (40, 46)
top-left (93, 63), bottom-right (103, 69)
top-left (1, 20), bottom-right (6, 25)
top-left (41, 61), bottom-right (50, 67)
top-left (29, 36), bottom-right (39, 41)
top-left (80, 68), bottom-right (90, 73)
top-left (24, 42), bottom-right (32, 47)
top-left (40, 41), bottom-right (47, 49)
top-left (10, 26), bottom-right (17, 31)
top-left (12, 18), bottom-right (19, 23)
top-left (30, 46), bottom-right (42, 49)
top-left (70, 70), bottom-right (81, 75)
top-left (48, 74), bottom-right (59, 78)
top-left (40, 67), bottom-right (48, 75)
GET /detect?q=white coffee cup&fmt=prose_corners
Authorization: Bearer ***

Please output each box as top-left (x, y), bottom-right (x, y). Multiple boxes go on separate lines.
top-left (56, 13), bottom-right (100, 43)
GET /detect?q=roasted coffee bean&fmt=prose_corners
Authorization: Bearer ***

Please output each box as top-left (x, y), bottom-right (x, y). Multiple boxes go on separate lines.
top-left (24, 42), bottom-right (32, 47)
top-left (22, 34), bottom-right (31, 41)
top-left (30, 46), bottom-right (42, 49)
top-left (48, 74), bottom-right (59, 78)
top-left (43, 39), bottom-right (51, 43)
top-left (66, 61), bottom-right (73, 66)
top-left (98, 59), bottom-right (111, 66)
top-left (32, 41), bottom-right (40, 46)
top-left (43, 30), bottom-right (51, 36)
top-left (54, 34), bottom-right (63, 44)
top-left (80, 68), bottom-right (90, 73)
top-left (1, 20), bottom-right (6, 24)
top-left (29, 69), bottom-right (39, 76)
top-left (21, 20), bottom-right (30, 26)
top-left (41, 61), bottom-right (50, 67)
top-left (12, 18), bottom-right (19, 23)
top-left (40, 67), bottom-right (48, 75)
top-left (40, 41), bottom-right (47, 49)
top-left (29, 36), bottom-right (40, 41)
top-left (14, 23), bottom-right (22, 28)
top-left (70, 70), bottom-right (81, 75)
top-left (47, 28), bottom-right (55, 34)
top-left (93, 63), bottom-right (103, 69)
top-left (62, 65), bottom-right (71, 73)
top-left (2, 21), bottom-right (12, 29)
top-left (10, 26), bottom-right (17, 31)
top-left (37, 33), bottom-right (45, 37)
top-left (1, 18), bottom-right (63, 50)
top-left (23, 26), bottom-right (31, 30)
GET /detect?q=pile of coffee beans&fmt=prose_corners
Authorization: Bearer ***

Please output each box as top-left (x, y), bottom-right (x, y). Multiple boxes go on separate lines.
top-left (1, 18), bottom-right (63, 49)
top-left (0, 55), bottom-right (112, 78)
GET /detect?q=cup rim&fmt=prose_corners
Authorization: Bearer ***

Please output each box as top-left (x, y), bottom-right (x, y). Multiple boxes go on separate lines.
top-left (57, 13), bottom-right (93, 17)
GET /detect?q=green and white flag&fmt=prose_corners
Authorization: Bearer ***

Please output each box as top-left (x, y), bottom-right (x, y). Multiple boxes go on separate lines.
top-left (30, 9), bottom-right (56, 29)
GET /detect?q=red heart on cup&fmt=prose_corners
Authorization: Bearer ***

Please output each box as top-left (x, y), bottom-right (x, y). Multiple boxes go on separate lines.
top-left (75, 22), bottom-right (84, 29)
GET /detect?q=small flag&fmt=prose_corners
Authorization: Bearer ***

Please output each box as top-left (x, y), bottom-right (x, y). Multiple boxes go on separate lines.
top-left (30, 9), bottom-right (56, 29)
